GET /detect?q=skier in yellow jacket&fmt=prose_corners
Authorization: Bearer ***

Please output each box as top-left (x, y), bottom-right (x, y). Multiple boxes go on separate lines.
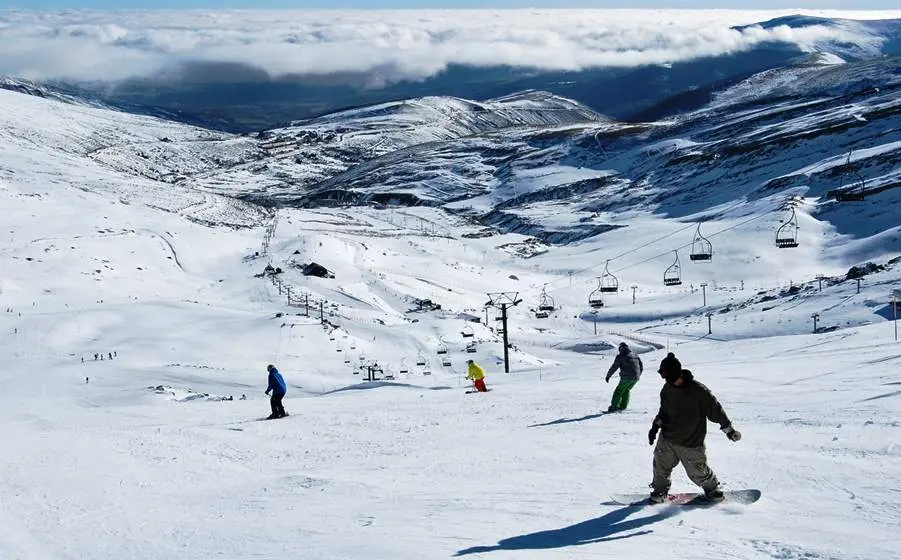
top-left (466, 359), bottom-right (489, 392)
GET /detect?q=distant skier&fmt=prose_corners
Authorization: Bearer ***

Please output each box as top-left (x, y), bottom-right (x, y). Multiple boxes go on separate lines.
top-left (264, 364), bottom-right (288, 419)
top-left (466, 359), bottom-right (488, 392)
top-left (647, 352), bottom-right (741, 503)
top-left (605, 342), bottom-right (643, 412)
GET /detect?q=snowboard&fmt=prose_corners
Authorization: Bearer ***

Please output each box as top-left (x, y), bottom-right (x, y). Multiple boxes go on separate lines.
top-left (257, 413), bottom-right (290, 421)
top-left (465, 389), bottom-right (491, 394)
top-left (610, 489), bottom-right (761, 507)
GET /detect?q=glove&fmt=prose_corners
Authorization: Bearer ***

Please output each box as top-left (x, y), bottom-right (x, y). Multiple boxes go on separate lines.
top-left (648, 425), bottom-right (659, 446)
top-left (722, 426), bottom-right (742, 442)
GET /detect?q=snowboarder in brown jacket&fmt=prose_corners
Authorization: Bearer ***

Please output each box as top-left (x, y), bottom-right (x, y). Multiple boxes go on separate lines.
top-left (647, 352), bottom-right (742, 503)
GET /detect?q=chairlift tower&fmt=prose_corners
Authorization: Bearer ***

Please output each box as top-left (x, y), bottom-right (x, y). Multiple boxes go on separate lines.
top-left (486, 292), bottom-right (522, 373)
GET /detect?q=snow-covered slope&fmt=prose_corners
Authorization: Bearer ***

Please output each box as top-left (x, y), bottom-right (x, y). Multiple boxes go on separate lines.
top-left (1, 61), bottom-right (900, 560)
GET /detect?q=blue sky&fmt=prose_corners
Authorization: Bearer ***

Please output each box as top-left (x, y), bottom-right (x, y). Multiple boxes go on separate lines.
top-left (2, 1), bottom-right (899, 9)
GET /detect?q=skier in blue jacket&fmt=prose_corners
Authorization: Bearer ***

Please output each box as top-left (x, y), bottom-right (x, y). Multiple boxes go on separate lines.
top-left (265, 364), bottom-right (288, 419)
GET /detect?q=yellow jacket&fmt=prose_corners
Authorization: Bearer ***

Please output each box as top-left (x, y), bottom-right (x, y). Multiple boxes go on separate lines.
top-left (466, 362), bottom-right (486, 380)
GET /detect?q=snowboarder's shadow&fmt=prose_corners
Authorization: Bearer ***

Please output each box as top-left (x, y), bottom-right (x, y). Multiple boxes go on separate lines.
top-left (527, 413), bottom-right (606, 428)
top-left (454, 504), bottom-right (679, 556)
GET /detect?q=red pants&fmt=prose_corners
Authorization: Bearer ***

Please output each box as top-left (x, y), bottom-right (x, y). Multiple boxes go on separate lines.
top-left (473, 378), bottom-right (488, 392)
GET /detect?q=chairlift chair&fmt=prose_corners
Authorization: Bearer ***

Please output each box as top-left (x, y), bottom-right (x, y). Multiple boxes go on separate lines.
top-left (416, 353), bottom-right (427, 366)
top-left (600, 261), bottom-right (619, 293)
top-left (534, 309), bottom-right (549, 319)
top-left (663, 250), bottom-right (683, 286)
top-left (689, 223), bottom-right (713, 262)
top-left (441, 356), bottom-right (452, 367)
top-left (835, 151), bottom-right (867, 202)
top-left (461, 324), bottom-right (475, 338)
top-left (398, 359), bottom-right (409, 375)
top-left (436, 343), bottom-right (448, 355)
top-left (588, 278), bottom-right (605, 309)
top-left (466, 342), bottom-right (477, 353)
top-left (538, 285), bottom-right (556, 312)
top-left (775, 207), bottom-right (800, 248)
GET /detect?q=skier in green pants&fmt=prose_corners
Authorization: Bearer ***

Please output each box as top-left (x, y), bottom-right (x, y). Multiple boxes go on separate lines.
top-left (605, 342), bottom-right (643, 412)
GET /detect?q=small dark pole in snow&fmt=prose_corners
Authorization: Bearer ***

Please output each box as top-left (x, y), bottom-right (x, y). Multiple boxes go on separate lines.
top-left (892, 293), bottom-right (898, 342)
top-left (812, 313), bottom-right (820, 333)
top-left (700, 283), bottom-right (708, 307)
top-left (816, 275), bottom-right (825, 292)
top-left (856, 278), bottom-right (861, 294)
top-left (304, 294), bottom-right (310, 317)
top-left (320, 301), bottom-right (325, 324)
top-left (706, 313), bottom-right (713, 335)
top-left (631, 285), bottom-right (638, 305)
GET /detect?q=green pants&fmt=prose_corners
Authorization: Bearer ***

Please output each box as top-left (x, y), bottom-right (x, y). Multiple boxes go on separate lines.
top-left (610, 379), bottom-right (638, 410)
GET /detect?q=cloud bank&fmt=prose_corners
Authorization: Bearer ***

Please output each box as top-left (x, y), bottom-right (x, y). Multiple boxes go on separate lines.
top-left (0, 9), bottom-right (897, 84)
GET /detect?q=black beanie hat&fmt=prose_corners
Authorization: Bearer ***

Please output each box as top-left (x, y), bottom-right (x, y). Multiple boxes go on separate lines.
top-left (658, 352), bottom-right (682, 381)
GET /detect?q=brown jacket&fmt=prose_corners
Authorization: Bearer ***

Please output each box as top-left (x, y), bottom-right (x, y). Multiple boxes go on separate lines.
top-left (653, 370), bottom-right (731, 448)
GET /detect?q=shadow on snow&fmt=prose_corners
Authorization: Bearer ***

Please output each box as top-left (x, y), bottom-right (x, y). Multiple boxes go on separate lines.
top-left (528, 413), bottom-right (607, 427)
top-left (454, 504), bottom-right (679, 556)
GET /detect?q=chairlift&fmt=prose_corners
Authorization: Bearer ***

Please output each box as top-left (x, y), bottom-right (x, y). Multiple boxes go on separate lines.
top-left (775, 207), bottom-right (800, 248)
top-left (588, 278), bottom-right (605, 309)
top-left (416, 353), bottom-right (427, 366)
top-left (461, 324), bottom-right (475, 338)
top-left (344, 357), bottom-right (351, 364)
top-left (398, 359), bottom-right (409, 375)
top-left (436, 343), bottom-right (448, 355)
top-left (465, 342), bottom-right (477, 353)
top-left (663, 250), bottom-right (683, 286)
top-left (689, 223), bottom-right (713, 262)
top-left (534, 309), bottom-right (549, 319)
top-left (834, 151), bottom-right (866, 202)
top-left (538, 284), bottom-right (556, 312)
top-left (600, 260), bottom-right (619, 293)
top-left (441, 356), bottom-right (452, 367)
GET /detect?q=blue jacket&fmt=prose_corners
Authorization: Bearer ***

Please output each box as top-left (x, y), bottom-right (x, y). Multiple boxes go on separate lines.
top-left (267, 368), bottom-right (287, 395)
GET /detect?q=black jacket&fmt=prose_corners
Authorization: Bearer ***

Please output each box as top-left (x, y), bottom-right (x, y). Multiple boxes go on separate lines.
top-left (653, 370), bottom-right (731, 448)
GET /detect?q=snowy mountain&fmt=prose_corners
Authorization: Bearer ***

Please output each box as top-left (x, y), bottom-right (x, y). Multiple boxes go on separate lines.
top-left (1, 37), bottom-right (900, 560)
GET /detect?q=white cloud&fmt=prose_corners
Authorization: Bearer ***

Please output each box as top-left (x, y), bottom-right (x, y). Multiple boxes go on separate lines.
top-left (0, 9), bottom-right (897, 83)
